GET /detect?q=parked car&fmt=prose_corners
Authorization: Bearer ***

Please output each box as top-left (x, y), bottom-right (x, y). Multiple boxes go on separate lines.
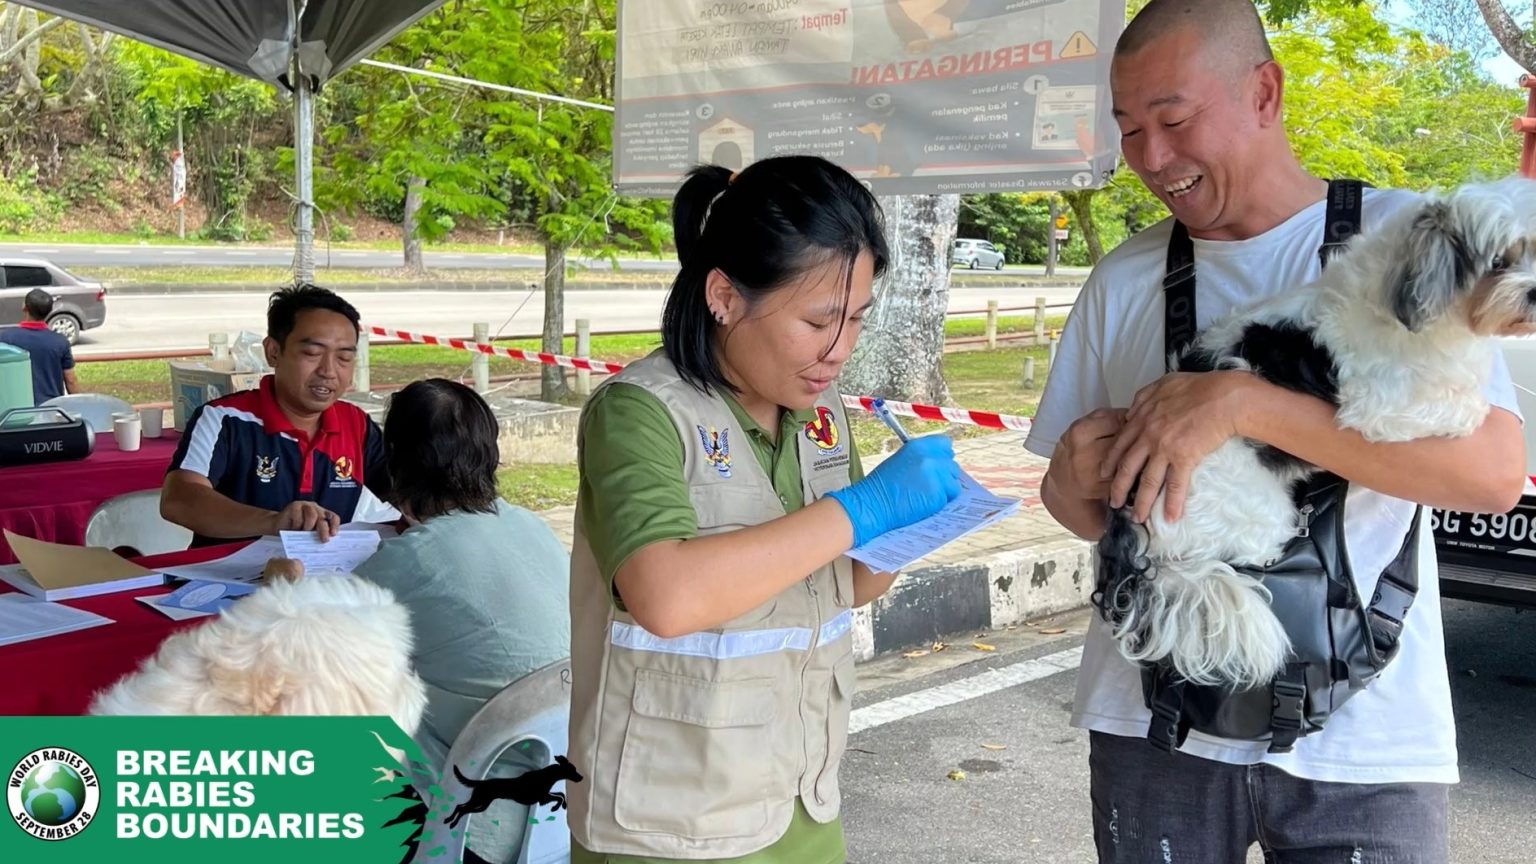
top-left (0, 258), bottom-right (107, 344)
top-left (952, 238), bottom-right (1006, 270)
top-left (1431, 336), bottom-right (1536, 607)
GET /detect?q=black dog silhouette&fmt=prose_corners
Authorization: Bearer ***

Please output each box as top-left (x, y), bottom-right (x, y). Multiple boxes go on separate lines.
top-left (444, 756), bottom-right (584, 829)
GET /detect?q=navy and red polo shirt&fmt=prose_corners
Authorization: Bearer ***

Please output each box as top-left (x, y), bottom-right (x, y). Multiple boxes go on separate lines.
top-left (168, 376), bottom-right (392, 546)
top-left (0, 321), bottom-right (73, 404)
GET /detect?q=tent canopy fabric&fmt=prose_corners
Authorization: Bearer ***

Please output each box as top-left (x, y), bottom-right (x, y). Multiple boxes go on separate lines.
top-left (9, 0), bottom-right (447, 86)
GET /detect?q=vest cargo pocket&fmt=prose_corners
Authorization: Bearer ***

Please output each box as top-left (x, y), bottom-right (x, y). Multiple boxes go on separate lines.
top-left (615, 669), bottom-right (779, 839)
top-left (814, 657), bottom-right (855, 806)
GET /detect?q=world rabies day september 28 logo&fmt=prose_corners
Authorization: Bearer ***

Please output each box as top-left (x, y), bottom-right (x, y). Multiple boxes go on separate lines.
top-left (1, 717), bottom-right (437, 863)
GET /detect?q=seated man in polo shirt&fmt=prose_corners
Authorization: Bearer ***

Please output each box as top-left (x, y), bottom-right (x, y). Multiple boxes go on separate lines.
top-left (161, 284), bottom-right (394, 546)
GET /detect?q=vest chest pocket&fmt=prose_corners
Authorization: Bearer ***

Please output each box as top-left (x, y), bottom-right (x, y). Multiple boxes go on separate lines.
top-left (615, 670), bottom-right (782, 839)
top-left (688, 483), bottom-right (784, 625)
top-left (807, 474), bottom-right (857, 606)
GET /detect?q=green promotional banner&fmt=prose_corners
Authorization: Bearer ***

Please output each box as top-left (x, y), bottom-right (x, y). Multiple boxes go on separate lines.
top-left (0, 717), bottom-right (464, 863)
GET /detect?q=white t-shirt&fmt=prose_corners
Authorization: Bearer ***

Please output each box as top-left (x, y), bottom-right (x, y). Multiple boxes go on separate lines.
top-left (1024, 187), bottom-right (1523, 785)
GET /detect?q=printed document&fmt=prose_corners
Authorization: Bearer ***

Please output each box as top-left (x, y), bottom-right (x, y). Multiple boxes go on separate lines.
top-left (843, 473), bottom-right (1020, 573)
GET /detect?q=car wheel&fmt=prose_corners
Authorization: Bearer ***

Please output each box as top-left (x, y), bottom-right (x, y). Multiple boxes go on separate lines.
top-left (48, 313), bottom-right (81, 345)
top-left (995, 259), bottom-right (1004, 270)
top-left (969, 259), bottom-right (979, 270)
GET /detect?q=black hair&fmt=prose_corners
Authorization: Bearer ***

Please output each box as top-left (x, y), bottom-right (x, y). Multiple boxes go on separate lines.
top-left (267, 283), bottom-right (361, 346)
top-left (383, 378), bottom-right (500, 520)
top-left (22, 289), bottom-right (53, 321)
top-left (661, 155), bottom-right (890, 393)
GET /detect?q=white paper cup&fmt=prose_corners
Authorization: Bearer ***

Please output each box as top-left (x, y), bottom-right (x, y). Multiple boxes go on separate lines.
top-left (139, 406), bottom-right (164, 439)
top-left (113, 415), bottom-right (142, 452)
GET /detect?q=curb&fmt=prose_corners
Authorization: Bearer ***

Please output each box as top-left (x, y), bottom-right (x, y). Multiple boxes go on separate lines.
top-left (851, 537), bottom-right (1095, 661)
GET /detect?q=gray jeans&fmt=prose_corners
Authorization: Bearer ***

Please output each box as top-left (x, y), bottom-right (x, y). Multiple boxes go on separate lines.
top-left (1089, 732), bottom-right (1449, 863)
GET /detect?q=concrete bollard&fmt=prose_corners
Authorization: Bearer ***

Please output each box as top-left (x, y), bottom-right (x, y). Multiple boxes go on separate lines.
top-left (985, 299), bottom-right (998, 350)
top-left (209, 332), bottom-right (229, 361)
top-left (473, 322), bottom-right (490, 394)
top-left (354, 328), bottom-right (370, 394)
top-left (1034, 296), bottom-right (1047, 343)
top-left (575, 318), bottom-right (592, 396)
top-left (1022, 357), bottom-right (1036, 389)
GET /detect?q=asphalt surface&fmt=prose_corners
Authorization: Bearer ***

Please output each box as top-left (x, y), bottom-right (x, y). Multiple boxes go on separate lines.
top-left (70, 285), bottom-right (1086, 357)
top-left (840, 599), bottom-right (1536, 863)
top-left (0, 241), bottom-right (1093, 278)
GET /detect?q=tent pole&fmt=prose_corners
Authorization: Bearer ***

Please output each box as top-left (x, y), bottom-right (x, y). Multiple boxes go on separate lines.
top-left (293, 69), bottom-right (316, 284)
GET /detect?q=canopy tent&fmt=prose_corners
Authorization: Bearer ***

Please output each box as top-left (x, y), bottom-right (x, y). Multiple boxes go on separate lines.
top-left (10, 0), bottom-right (451, 279)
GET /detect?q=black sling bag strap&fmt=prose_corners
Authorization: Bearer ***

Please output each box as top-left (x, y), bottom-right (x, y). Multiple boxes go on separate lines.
top-left (1148, 179), bottom-right (1423, 754)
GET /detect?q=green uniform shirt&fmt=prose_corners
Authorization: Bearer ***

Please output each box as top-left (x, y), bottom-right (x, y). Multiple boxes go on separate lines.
top-left (574, 381), bottom-right (864, 864)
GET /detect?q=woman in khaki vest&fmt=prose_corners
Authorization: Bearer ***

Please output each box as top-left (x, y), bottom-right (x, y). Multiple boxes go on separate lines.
top-left (568, 155), bottom-right (964, 864)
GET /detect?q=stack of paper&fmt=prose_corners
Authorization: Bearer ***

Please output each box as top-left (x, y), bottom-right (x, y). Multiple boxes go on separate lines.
top-left (0, 531), bottom-right (164, 601)
top-left (0, 594), bottom-right (113, 646)
top-left (843, 473), bottom-right (1022, 574)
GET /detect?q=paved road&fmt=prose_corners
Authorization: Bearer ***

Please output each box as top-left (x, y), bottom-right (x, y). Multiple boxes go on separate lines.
top-left (0, 241), bottom-right (1092, 278)
top-left (72, 285), bottom-right (1085, 356)
top-left (840, 599), bottom-right (1536, 863)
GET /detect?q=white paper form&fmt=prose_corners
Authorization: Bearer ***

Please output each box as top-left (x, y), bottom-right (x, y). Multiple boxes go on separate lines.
top-left (155, 537), bottom-right (287, 585)
top-left (844, 473), bottom-right (1021, 574)
top-left (0, 594), bottom-right (113, 646)
top-left (279, 530), bottom-right (379, 573)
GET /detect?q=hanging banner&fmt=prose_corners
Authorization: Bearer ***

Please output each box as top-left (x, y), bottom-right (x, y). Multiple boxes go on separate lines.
top-left (171, 150), bottom-right (187, 210)
top-left (614, 0), bottom-right (1125, 196)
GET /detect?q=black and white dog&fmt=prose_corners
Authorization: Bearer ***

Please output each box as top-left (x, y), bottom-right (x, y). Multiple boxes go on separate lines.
top-left (1098, 175), bottom-right (1536, 688)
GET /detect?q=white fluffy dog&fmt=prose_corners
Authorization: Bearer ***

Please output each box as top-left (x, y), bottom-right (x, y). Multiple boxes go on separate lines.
top-left (1097, 175), bottom-right (1536, 688)
top-left (90, 573), bottom-right (427, 734)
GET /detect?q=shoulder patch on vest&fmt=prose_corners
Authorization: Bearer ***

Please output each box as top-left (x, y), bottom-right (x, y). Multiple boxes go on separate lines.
top-left (696, 424), bottom-right (732, 478)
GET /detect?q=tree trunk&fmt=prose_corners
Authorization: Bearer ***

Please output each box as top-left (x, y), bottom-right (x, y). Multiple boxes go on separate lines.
top-left (402, 175), bottom-right (426, 275)
top-left (838, 193), bottom-right (959, 405)
top-left (1062, 190), bottom-right (1104, 264)
top-left (1475, 0), bottom-right (1536, 73)
top-left (541, 234), bottom-right (570, 402)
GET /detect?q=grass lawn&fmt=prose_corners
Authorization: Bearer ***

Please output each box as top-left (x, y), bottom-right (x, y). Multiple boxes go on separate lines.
top-left (0, 230), bottom-right (667, 260)
top-left (72, 265), bottom-right (674, 286)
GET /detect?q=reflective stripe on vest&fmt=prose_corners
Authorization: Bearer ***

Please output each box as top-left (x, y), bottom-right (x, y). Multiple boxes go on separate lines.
top-left (609, 609), bottom-right (854, 660)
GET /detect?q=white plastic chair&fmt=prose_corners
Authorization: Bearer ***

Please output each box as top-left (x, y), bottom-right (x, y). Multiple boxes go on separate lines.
top-left (84, 489), bottom-right (193, 557)
top-left (42, 393), bottom-right (133, 436)
top-left (417, 658), bottom-right (574, 864)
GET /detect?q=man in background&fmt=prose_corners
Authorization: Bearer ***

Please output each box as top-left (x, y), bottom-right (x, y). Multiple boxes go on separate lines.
top-left (0, 289), bottom-right (78, 405)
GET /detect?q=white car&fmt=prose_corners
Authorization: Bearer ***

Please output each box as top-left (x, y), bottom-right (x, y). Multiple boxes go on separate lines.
top-left (952, 239), bottom-right (1005, 270)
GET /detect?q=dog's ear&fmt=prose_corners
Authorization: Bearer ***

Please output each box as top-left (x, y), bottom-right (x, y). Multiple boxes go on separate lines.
top-left (555, 755), bottom-right (571, 766)
top-left (1390, 199), bottom-right (1476, 332)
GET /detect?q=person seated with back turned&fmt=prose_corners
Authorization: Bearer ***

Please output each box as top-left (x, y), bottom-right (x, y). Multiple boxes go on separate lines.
top-left (349, 378), bottom-right (572, 862)
top-left (0, 289), bottom-right (79, 405)
top-left (160, 284), bottom-right (395, 547)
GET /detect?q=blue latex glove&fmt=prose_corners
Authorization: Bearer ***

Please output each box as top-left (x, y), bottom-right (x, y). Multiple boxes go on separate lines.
top-left (827, 435), bottom-right (963, 548)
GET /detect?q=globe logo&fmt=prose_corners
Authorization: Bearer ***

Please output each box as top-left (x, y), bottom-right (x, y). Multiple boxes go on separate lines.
top-left (7, 747), bottom-right (99, 841)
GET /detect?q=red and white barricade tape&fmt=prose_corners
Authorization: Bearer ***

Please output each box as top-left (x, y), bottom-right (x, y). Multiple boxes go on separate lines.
top-left (366, 325), bottom-right (626, 375)
top-left (367, 325), bottom-right (1034, 433)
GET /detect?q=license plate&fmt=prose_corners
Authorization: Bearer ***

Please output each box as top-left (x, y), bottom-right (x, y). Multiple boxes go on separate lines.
top-left (1431, 497), bottom-right (1536, 575)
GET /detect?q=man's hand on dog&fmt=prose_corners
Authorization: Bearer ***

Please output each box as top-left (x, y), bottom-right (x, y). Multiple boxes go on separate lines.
top-left (1051, 408), bottom-right (1128, 502)
top-left (1102, 371), bottom-right (1255, 523)
top-left (271, 500), bottom-right (340, 541)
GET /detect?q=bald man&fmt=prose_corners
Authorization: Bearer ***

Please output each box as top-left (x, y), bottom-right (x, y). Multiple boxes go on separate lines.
top-left (1024, 1), bottom-right (1523, 861)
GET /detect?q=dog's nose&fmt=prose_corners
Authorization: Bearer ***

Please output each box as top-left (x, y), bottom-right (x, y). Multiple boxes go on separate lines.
top-left (1527, 288), bottom-right (1536, 305)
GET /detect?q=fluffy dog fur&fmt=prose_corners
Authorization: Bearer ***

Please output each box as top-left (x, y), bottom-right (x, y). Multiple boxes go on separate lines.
top-left (1097, 175), bottom-right (1536, 688)
top-left (89, 573), bottom-right (427, 734)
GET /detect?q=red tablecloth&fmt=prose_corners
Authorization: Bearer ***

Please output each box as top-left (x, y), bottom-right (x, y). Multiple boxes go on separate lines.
top-left (0, 541), bottom-right (250, 716)
top-left (0, 431), bottom-right (182, 564)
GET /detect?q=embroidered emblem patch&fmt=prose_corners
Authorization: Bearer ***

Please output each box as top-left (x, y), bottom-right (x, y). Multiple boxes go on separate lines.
top-left (803, 406), bottom-right (842, 454)
top-left (696, 425), bottom-right (732, 478)
top-left (255, 455), bottom-right (278, 483)
top-left (333, 455), bottom-right (354, 482)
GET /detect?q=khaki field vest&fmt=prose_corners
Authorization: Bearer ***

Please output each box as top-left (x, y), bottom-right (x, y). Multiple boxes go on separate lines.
top-left (568, 351), bottom-right (858, 859)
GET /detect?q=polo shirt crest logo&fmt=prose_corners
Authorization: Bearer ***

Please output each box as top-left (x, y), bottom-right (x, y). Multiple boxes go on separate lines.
top-left (695, 425), bottom-right (732, 478)
top-left (255, 455), bottom-right (278, 484)
top-left (803, 406), bottom-right (842, 455)
top-left (333, 456), bottom-right (354, 483)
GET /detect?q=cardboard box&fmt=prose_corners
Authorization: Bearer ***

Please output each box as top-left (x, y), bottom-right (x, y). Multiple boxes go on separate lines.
top-left (168, 360), bottom-right (266, 431)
